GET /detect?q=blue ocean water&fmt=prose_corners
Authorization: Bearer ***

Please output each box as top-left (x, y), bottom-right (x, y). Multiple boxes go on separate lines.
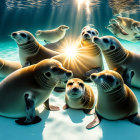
top-left (0, 0), bottom-right (140, 140)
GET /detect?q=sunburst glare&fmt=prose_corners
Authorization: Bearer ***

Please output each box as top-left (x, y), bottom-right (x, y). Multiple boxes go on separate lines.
top-left (64, 43), bottom-right (78, 58)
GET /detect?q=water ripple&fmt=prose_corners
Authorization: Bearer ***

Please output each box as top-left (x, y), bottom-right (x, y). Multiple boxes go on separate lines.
top-left (5, 0), bottom-right (102, 10)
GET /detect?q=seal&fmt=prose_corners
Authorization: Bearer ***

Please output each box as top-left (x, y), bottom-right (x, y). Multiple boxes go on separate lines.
top-left (115, 16), bottom-right (140, 35)
top-left (36, 25), bottom-right (69, 43)
top-left (86, 70), bottom-right (140, 129)
top-left (0, 58), bottom-right (22, 77)
top-left (93, 35), bottom-right (140, 88)
top-left (63, 78), bottom-right (95, 114)
top-left (11, 30), bottom-right (60, 67)
top-left (107, 18), bottom-right (140, 42)
top-left (0, 59), bottom-right (72, 125)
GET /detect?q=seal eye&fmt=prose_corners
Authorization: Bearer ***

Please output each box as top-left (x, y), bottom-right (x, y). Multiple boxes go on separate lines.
top-left (20, 33), bottom-right (27, 38)
top-left (79, 83), bottom-right (84, 88)
top-left (87, 31), bottom-right (91, 34)
top-left (106, 75), bottom-right (114, 82)
top-left (103, 38), bottom-right (109, 43)
top-left (45, 72), bottom-right (51, 78)
top-left (110, 45), bottom-right (115, 50)
top-left (91, 31), bottom-right (95, 35)
top-left (116, 81), bottom-right (119, 85)
top-left (68, 82), bottom-right (73, 86)
top-left (52, 67), bottom-right (59, 72)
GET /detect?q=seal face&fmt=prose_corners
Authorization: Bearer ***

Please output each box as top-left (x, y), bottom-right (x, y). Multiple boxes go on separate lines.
top-left (93, 35), bottom-right (140, 88)
top-left (0, 59), bottom-right (72, 125)
top-left (11, 30), bottom-right (59, 67)
top-left (35, 25), bottom-right (69, 43)
top-left (86, 70), bottom-right (140, 129)
top-left (81, 25), bottom-right (99, 45)
top-left (64, 78), bottom-right (95, 114)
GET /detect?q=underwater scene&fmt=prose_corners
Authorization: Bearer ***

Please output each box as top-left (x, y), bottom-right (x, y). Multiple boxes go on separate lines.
top-left (0, 0), bottom-right (140, 140)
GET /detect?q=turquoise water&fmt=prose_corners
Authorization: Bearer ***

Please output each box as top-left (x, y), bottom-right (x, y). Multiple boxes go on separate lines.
top-left (0, 0), bottom-right (140, 140)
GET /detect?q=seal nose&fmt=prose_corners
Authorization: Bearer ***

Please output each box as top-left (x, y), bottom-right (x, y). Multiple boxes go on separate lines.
top-left (72, 87), bottom-right (78, 92)
top-left (94, 37), bottom-right (99, 42)
top-left (66, 71), bottom-right (72, 78)
top-left (12, 32), bottom-right (17, 37)
top-left (84, 33), bottom-right (90, 38)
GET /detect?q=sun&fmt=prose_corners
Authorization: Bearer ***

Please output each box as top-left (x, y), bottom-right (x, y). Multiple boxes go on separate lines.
top-left (64, 45), bottom-right (77, 58)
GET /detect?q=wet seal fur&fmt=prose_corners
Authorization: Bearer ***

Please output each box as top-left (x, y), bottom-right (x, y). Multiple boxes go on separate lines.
top-left (11, 30), bottom-right (59, 67)
top-left (0, 59), bottom-right (72, 125)
top-left (0, 58), bottom-right (21, 77)
top-left (93, 35), bottom-right (140, 88)
top-left (86, 70), bottom-right (140, 129)
top-left (63, 78), bottom-right (95, 114)
top-left (36, 25), bottom-right (69, 43)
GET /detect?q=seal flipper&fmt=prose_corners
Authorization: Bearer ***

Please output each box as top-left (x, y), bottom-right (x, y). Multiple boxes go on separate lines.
top-left (128, 113), bottom-right (140, 125)
top-left (83, 109), bottom-right (94, 115)
top-left (120, 28), bottom-right (129, 35)
top-left (44, 98), bottom-right (60, 111)
top-left (122, 69), bottom-right (134, 86)
top-left (63, 104), bottom-right (69, 110)
top-left (86, 113), bottom-right (101, 129)
top-left (15, 93), bottom-right (41, 125)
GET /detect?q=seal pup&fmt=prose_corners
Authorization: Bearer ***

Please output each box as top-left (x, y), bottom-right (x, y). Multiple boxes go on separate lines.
top-left (0, 58), bottom-right (22, 77)
top-left (11, 30), bottom-right (59, 67)
top-left (63, 78), bottom-right (95, 114)
top-left (36, 25), bottom-right (69, 43)
top-left (86, 70), bottom-right (140, 129)
top-left (93, 35), bottom-right (140, 88)
top-left (0, 59), bottom-right (72, 125)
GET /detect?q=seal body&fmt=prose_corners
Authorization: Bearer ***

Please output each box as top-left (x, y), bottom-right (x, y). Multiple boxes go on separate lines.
top-left (65, 78), bottom-right (95, 110)
top-left (0, 59), bottom-right (72, 118)
top-left (93, 35), bottom-right (140, 88)
top-left (36, 25), bottom-right (69, 43)
top-left (86, 70), bottom-right (140, 129)
top-left (0, 58), bottom-right (22, 77)
top-left (91, 70), bottom-right (138, 120)
top-left (11, 30), bottom-right (59, 67)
